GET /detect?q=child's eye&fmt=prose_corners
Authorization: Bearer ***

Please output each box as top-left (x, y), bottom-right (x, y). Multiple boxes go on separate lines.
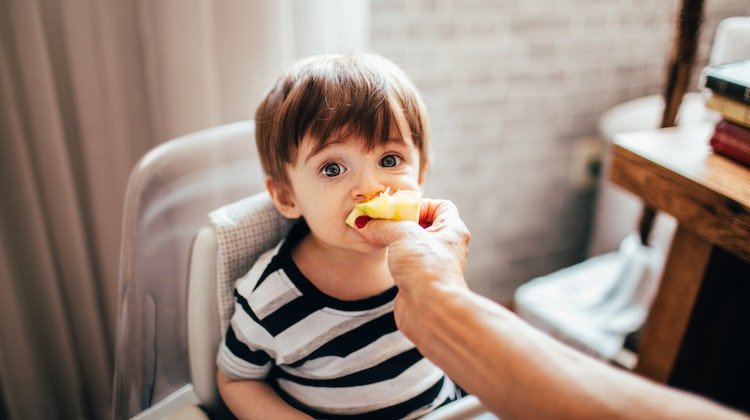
top-left (321, 162), bottom-right (345, 177)
top-left (380, 154), bottom-right (401, 168)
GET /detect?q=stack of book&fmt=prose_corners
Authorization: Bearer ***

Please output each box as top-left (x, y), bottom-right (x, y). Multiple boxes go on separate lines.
top-left (703, 59), bottom-right (750, 168)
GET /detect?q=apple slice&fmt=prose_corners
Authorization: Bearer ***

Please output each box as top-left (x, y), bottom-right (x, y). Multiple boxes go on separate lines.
top-left (345, 188), bottom-right (421, 227)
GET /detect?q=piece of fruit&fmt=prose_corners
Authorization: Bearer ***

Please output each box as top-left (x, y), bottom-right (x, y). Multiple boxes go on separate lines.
top-left (345, 188), bottom-right (421, 227)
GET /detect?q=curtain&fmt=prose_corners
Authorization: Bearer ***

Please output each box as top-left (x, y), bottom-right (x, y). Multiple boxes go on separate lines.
top-left (0, 1), bottom-right (368, 418)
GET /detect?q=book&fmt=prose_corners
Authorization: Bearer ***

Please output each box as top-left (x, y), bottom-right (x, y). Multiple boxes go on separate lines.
top-left (705, 93), bottom-right (750, 128)
top-left (709, 119), bottom-right (750, 168)
top-left (705, 60), bottom-right (750, 105)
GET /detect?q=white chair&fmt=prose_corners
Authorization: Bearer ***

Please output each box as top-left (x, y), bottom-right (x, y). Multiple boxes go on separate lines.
top-left (113, 121), bottom-right (496, 419)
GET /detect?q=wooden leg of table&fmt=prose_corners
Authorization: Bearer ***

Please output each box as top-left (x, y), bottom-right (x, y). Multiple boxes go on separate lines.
top-left (635, 226), bottom-right (712, 382)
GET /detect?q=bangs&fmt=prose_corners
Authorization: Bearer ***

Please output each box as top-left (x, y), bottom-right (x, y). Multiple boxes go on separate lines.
top-left (306, 91), bottom-right (406, 156)
top-left (280, 58), bottom-right (412, 156)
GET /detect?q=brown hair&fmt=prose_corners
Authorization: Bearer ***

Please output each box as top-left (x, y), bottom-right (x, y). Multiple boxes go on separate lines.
top-left (254, 53), bottom-right (430, 185)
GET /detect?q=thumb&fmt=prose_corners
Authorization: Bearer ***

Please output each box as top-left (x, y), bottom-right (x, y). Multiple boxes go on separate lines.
top-left (356, 218), bottom-right (415, 247)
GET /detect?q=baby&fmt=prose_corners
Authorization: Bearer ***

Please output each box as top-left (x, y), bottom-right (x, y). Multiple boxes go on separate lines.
top-left (216, 53), bottom-right (463, 419)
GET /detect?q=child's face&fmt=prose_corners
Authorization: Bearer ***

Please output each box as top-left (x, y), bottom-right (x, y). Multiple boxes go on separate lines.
top-left (275, 126), bottom-right (422, 254)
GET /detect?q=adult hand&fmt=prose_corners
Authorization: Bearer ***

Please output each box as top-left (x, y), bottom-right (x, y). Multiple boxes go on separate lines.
top-left (355, 199), bottom-right (471, 333)
top-left (356, 198), bottom-right (470, 287)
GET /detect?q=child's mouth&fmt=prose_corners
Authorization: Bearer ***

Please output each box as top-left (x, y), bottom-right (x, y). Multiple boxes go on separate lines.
top-left (345, 188), bottom-right (421, 227)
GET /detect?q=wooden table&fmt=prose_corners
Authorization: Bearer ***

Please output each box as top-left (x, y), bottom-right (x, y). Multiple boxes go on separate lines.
top-left (609, 124), bottom-right (750, 413)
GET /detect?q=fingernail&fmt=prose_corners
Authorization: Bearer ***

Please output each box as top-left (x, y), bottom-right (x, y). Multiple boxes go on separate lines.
top-left (355, 216), bottom-right (371, 228)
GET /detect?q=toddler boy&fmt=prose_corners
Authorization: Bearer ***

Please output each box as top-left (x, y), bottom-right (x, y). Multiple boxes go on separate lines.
top-left (216, 53), bottom-right (463, 419)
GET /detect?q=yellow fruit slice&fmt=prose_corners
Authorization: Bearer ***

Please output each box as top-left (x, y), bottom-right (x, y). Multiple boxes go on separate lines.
top-left (345, 188), bottom-right (422, 227)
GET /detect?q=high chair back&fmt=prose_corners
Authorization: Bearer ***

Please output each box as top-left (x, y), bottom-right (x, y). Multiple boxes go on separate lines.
top-left (188, 192), bottom-right (292, 417)
top-left (113, 121), bottom-right (272, 419)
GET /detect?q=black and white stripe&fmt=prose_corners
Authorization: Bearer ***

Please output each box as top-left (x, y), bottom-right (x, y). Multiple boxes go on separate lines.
top-left (217, 221), bottom-right (460, 418)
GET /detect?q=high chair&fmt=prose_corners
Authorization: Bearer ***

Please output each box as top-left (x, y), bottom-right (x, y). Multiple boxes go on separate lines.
top-left (113, 121), bottom-right (495, 419)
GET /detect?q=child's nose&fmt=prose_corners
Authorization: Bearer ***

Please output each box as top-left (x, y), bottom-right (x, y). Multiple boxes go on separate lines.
top-left (352, 171), bottom-right (385, 202)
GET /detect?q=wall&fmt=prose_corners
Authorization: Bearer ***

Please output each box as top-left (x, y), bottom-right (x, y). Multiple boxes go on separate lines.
top-left (370, 0), bottom-right (750, 304)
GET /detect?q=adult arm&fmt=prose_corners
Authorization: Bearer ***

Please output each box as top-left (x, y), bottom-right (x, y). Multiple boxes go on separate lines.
top-left (216, 371), bottom-right (312, 420)
top-left (356, 199), bottom-right (746, 420)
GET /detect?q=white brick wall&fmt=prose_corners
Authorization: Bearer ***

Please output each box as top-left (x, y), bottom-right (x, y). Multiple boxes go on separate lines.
top-left (370, 0), bottom-right (750, 304)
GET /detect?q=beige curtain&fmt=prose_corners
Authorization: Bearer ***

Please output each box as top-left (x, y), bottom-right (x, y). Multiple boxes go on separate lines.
top-left (0, 0), bottom-right (368, 418)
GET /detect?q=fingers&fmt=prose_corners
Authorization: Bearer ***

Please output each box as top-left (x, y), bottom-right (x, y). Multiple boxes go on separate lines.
top-left (419, 199), bottom-right (455, 223)
top-left (357, 198), bottom-right (452, 246)
top-left (421, 199), bottom-right (468, 236)
top-left (356, 218), bottom-right (421, 246)
top-left (419, 199), bottom-right (471, 269)
top-left (356, 198), bottom-right (470, 248)
top-left (418, 200), bottom-right (434, 228)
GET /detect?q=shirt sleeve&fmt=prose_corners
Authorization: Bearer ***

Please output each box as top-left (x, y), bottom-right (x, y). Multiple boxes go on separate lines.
top-left (216, 296), bottom-right (274, 380)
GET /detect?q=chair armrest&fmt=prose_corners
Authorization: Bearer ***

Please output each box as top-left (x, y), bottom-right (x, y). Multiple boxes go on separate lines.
top-left (187, 227), bottom-right (221, 410)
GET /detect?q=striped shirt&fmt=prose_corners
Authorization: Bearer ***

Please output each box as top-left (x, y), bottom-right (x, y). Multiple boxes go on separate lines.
top-left (217, 221), bottom-right (461, 419)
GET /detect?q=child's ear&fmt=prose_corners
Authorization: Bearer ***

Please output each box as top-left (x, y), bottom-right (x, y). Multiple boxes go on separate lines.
top-left (266, 178), bottom-right (302, 219)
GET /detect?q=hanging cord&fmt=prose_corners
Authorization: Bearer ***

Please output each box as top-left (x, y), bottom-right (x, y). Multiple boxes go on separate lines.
top-left (637, 0), bottom-right (705, 246)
